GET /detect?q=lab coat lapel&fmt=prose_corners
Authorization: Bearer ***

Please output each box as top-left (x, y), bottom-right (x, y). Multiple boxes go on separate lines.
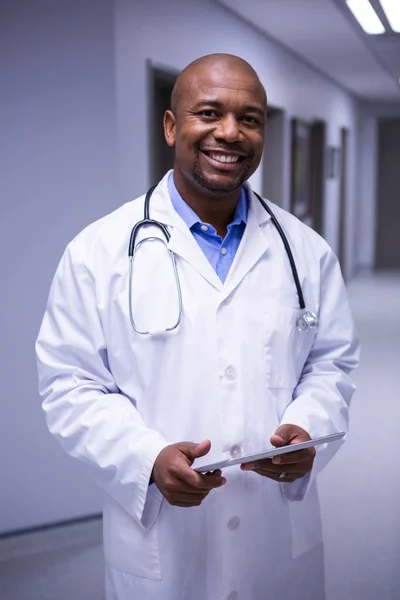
top-left (223, 188), bottom-right (272, 295)
top-left (167, 226), bottom-right (223, 291)
top-left (149, 173), bottom-right (223, 291)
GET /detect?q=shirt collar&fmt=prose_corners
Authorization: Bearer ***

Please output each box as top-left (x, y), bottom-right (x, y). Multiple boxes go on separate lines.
top-left (168, 171), bottom-right (248, 232)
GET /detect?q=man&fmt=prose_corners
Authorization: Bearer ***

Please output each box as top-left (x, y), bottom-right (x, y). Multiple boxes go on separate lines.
top-left (36, 54), bottom-right (359, 600)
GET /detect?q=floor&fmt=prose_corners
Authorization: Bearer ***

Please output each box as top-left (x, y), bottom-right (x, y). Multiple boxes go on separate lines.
top-left (0, 272), bottom-right (399, 600)
top-left (319, 271), bottom-right (400, 600)
top-left (0, 519), bottom-right (104, 600)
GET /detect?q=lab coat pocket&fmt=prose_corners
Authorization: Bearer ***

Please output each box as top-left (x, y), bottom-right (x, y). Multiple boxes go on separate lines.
top-left (264, 306), bottom-right (316, 389)
top-left (103, 490), bottom-right (163, 580)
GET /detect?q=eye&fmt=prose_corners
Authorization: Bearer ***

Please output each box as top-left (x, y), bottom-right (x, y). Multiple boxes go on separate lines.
top-left (199, 110), bottom-right (219, 119)
top-left (241, 116), bottom-right (259, 125)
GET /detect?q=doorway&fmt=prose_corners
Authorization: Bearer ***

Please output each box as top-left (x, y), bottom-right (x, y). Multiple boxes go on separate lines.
top-left (375, 118), bottom-right (400, 270)
top-left (148, 64), bottom-right (178, 184)
top-left (338, 127), bottom-right (348, 274)
top-left (310, 120), bottom-right (326, 237)
top-left (290, 118), bottom-right (326, 234)
top-left (262, 107), bottom-right (285, 206)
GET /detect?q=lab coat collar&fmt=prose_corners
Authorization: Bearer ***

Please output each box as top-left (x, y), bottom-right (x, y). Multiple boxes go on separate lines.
top-left (149, 171), bottom-right (272, 292)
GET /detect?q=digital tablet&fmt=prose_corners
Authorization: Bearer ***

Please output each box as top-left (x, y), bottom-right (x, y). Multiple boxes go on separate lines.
top-left (193, 431), bottom-right (346, 472)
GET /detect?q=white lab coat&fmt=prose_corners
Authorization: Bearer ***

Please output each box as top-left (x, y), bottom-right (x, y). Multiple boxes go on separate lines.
top-left (36, 171), bottom-right (359, 600)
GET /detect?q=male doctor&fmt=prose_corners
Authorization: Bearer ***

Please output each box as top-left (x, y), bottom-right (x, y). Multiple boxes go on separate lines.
top-left (36, 54), bottom-right (359, 600)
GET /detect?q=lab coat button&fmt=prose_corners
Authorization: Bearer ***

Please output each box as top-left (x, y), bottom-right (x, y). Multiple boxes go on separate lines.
top-left (230, 444), bottom-right (241, 458)
top-left (228, 592), bottom-right (238, 600)
top-left (228, 517), bottom-right (240, 531)
top-left (225, 366), bottom-right (236, 381)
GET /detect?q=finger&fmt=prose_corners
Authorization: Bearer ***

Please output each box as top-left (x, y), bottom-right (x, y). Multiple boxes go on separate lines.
top-left (271, 449), bottom-right (314, 465)
top-left (205, 469), bottom-right (222, 477)
top-left (242, 461), bottom-right (308, 476)
top-left (164, 479), bottom-right (215, 495)
top-left (253, 469), bottom-right (299, 483)
top-left (169, 491), bottom-right (209, 504)
top-left (170, 501), bottom-right (203, 507)
top-left (177, 466), bottom-right (226, 491)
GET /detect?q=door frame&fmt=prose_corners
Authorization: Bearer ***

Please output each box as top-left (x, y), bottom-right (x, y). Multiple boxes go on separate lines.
top-left (147, 60), bottom-right (180, 185)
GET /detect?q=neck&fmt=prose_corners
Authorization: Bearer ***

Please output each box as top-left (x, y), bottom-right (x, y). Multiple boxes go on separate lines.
top-left (173, 169), bottom-right (242, 237)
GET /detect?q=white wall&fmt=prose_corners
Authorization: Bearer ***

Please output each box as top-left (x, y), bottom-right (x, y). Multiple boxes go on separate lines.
top-left (0, 0), bottom-right (117, 532)
top-left (356, 101), bottom-right (400, 271)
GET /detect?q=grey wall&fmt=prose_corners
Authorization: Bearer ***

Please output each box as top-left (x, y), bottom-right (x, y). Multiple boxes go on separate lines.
top-left (0, 0), bottom-right (118, 532)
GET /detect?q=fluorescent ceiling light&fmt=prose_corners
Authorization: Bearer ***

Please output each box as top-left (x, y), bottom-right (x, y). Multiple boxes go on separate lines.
top-left (346, 0), bottom-right (385, 34)
top-left (380, 0), bottom-right (400, 32)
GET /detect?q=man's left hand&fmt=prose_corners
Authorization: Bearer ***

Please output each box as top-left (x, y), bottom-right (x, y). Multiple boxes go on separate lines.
top-left (240, 424), bottom-right (315, 483)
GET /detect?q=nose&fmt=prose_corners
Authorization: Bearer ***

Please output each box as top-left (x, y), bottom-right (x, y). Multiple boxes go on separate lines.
top-left (213, 114), bottom-right (241, 143)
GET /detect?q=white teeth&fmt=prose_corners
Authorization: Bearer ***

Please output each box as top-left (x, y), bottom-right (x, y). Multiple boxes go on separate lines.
top-left (209, 153), bottom-right (239, 164)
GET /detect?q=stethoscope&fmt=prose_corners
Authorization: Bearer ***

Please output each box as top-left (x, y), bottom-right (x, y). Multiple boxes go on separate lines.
top-left (128, 185), bottom-right (319, 336)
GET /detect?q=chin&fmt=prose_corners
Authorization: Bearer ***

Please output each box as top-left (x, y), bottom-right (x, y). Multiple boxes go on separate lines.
top-left (193, 170), bottom-right (246, 194)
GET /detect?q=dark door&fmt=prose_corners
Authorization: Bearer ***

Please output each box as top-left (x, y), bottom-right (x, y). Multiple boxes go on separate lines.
top-left (310, 121), bottom-right (326, 237)
top-left (148, 65), bottom-right (177, 184)
top-left (262, 107), bottom-right (285, 206)
top-left (338, 127), bottom-right (348, 274)
top-left (290, 118), bottom-right (325, 234)
top-left (375, 119), bottom-right (400, 270)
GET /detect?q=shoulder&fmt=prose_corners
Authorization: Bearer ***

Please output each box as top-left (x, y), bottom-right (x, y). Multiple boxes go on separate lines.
top-left (63, 194), bottom-right (147, 271)
top-left (261, 198), bottom-right (334, 264)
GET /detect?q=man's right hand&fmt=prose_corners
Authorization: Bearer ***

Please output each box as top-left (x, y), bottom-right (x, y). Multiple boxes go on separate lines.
top-left (151, 439), bottom-right (226, 507)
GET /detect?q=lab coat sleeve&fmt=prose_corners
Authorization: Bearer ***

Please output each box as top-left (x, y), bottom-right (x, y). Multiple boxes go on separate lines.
top-left (35, 242), bottom-right (169, 528)
top-left (279, 247), bottom-right (360, 501)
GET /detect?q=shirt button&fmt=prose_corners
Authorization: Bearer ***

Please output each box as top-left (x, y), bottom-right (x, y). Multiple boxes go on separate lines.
top-left (200, 225), bottom-right (208, 231)
top-left (220, 247), bottom-right (227, 255)
top-left (230, 444), bottom-right (241, 458)
top-left (225, 366), bottom-right (236, 381)
top-left (228, 517), bottom-right (240, 531)
top-left (228, 592), bottom-right (238, 600)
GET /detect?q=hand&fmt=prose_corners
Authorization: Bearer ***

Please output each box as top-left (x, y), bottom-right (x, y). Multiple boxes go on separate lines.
top-left (151, 439), bottom-right (226, 507)
top-left (240, 425), bottom-right (316, 483)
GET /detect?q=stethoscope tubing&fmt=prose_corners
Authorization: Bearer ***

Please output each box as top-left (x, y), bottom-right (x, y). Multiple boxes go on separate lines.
top-left (128, 185), bottom-right (318, 334)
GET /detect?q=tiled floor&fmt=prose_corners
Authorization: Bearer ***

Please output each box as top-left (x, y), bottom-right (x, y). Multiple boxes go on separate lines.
top-left (0, 272), bottom-right (399, 600)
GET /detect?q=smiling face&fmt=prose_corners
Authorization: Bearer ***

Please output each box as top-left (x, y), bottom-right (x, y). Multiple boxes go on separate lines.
top-left (164, 56), bottom-right (266, 197)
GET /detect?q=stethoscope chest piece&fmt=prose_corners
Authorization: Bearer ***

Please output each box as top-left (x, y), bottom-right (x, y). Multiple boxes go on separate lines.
top-left (296, 310), bottom-right (319, 333)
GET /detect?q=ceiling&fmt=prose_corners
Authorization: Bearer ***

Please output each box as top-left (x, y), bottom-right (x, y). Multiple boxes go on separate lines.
top-left (215, 0), bottom-right (400, 103)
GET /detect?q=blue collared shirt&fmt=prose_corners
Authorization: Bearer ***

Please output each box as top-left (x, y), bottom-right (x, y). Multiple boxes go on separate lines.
top-left (168, 173), bottom-right (248, 283)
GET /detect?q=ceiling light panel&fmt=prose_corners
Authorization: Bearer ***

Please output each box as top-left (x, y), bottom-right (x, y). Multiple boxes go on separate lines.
top-left (346, 0), bottom-right (386, 34)
top-left (380, 0), bottom-right (400, 32)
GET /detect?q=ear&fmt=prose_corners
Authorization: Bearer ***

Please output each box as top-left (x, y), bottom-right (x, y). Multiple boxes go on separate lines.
top-left (164, 110), bottom-right (176, 147)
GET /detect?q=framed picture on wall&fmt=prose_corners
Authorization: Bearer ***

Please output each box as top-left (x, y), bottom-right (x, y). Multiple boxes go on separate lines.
top-left (290, 119), bottom-right (312, 223)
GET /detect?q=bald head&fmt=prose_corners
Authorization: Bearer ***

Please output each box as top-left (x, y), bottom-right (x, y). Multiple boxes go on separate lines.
top-left (171, 54), bottom-right (267, 116)
top-left (163, 53), bottom-right (266, 197)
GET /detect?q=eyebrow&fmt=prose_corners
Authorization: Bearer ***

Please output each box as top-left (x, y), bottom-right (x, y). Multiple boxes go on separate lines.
top-left (192, 100), bottom-right (265, 117)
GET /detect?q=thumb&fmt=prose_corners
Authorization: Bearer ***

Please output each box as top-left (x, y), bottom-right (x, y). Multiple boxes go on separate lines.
top-left (178, 440), bottom-right (211, 463)
top-left (271, 424), bottom-right (311, 447)
top-left (190, 439), bottom-right (211, 459)
top-left (270, 425), bottom-right (297, 447)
